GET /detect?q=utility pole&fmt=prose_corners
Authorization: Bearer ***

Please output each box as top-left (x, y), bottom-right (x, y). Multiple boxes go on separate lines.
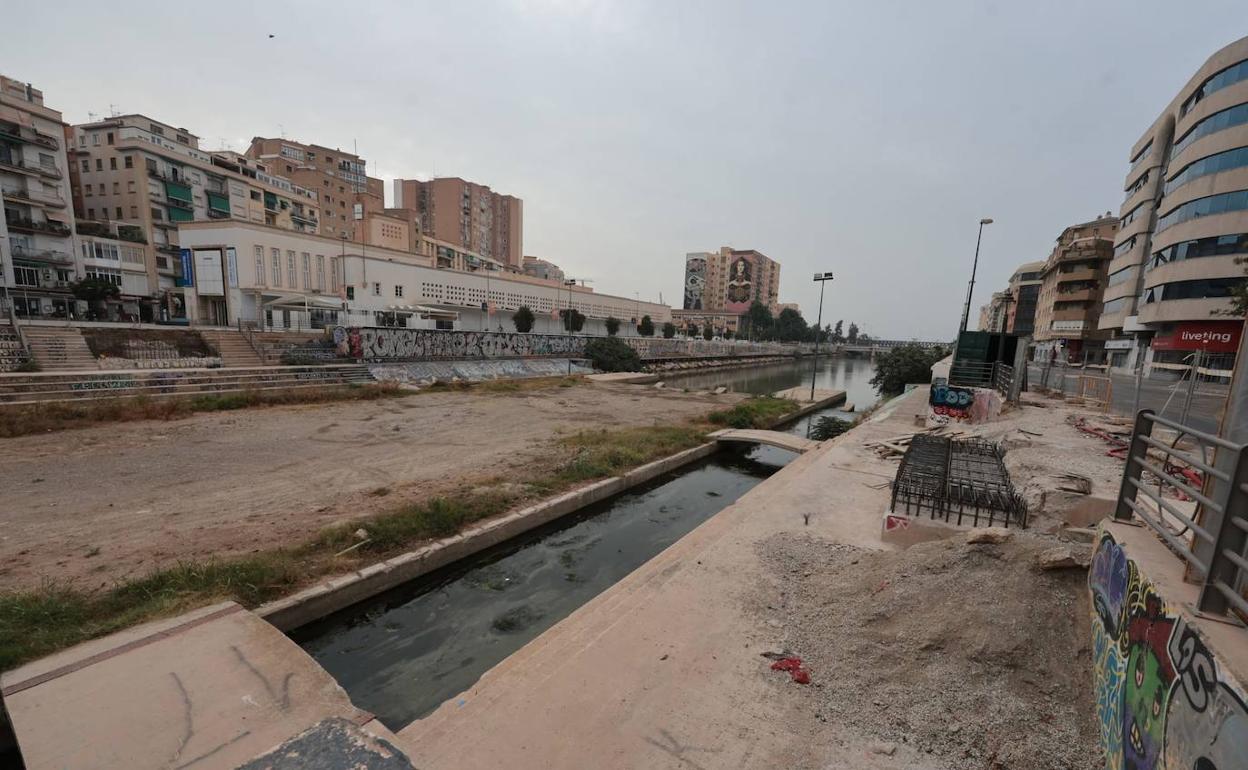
top-left (810, 272), bottom-right (833, 403)
top-left (565, 278), bottom-right (577, 375)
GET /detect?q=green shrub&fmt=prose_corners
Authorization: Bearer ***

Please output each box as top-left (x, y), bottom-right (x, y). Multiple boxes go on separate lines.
top-left (708, 397), bottom-right (799, 428)
top-left (809, 416), bottom-right (852, 440)
top-left (583, 337), bottom-right (642, 372)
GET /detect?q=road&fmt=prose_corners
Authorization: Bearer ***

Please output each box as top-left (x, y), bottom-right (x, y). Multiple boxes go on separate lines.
top-left (1026, 364), bottom-right (1228, 435)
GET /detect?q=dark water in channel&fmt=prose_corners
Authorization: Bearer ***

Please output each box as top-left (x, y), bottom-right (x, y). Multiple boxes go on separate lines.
top-left (295, 444), bottom-right (795, 729)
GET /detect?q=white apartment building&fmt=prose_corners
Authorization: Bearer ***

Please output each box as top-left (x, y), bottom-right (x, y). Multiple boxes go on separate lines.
top-left (176, 221), bottom-right (671, 333)
top-left (0, 75), bottom-right (78, 318)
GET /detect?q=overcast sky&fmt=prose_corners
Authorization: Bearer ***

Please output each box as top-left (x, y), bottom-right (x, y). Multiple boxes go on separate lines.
top-left (7, 1), bottom-right (1248, 338)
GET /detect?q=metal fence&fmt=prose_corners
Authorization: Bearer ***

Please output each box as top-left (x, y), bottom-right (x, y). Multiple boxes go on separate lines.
top-left (949, 360), bottom-right (1014, 399)
top-left (1115, 409), bottom-right (1248, 621)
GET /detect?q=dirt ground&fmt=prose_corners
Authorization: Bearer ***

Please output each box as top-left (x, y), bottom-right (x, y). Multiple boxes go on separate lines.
top-left (0, 382), bottom-right (741, 591)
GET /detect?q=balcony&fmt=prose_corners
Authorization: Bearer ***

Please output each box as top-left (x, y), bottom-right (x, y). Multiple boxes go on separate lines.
top-left (1055, 287), bottom-right (1100, 302)
top-left (166, 197), bottom-right (193, 211)
top-left (74, 220), bottom-right (148, 244)
top-left (2, 185), bottom-right (66, 209)
top-left (0, 122), bottom-right (59, 150)
top-left (10, 243), bottom-right (74, 265)
top-left (4, 215), bottom-right (70, 237)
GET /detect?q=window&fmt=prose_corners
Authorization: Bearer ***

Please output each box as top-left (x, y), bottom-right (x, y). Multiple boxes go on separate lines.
top-left (330, 257), bottom-right (340, 291)
top-left (85, 185), bottom-right (93, 197)
top-left (255, 245), bottom-right (265, 285)
top-left (13, 266), bottom-right (39, 286)
top-left (150, 124), bottom-right (164, 136)
top-left (112, 182), bottom-right (119, 194)
top-left (127, 181), bottom-right (135, 193)
top-left (150, 207), bottom-right (163, 221)
top-left (80, 159), bottom-right (89, 172)
top-left (92, 133), bottom-right (100, 146)
top-left (1157, 189), bottom-right (1248, 232)
top-left (95, 159), bottom-right (103, 171)
top-left (97, 183), bottom-right (104, 194)
top-left (129, 206), bottom-right (138, 218)
top-left (346, 286), bottom-right (355, 300)
top-left (395, 285), bottom-right (404, 298)
top-left (1181, 58), bottom-right (1248, 116)
top-left (87, 207), bottom-right (94, 218)
top-left (1165, 146), bottom-right (1248, 196)
top-left (109, 157), bottom-right (117, 170)
top-left (1102, 297), bottom-right (1129, 315)
top-left (372, 282), bottom-right (381, 296)
top-left (301, 252), bottom-right (311, 289)
top-left (124, 155), bottom-right (133, 169)
top-left (1113, 236), bottom-right (1137, 258)
top-left (1175, 102), bottom-right (1248, 158)
top-left (287, 250), bottom-right (296, 287)
top-left (1142, 278), bottom-right (1243, 303)
top-left (316, 255), bottom-right (325, 290)
top-left (250, 190), bottom-right (261, 201)
top-left (1120, 201), bottom-right (1148, 228)
top-left (1150, 232), bottom-right (1248, 269)
top-left (115, 206), bottom-right (123, 219)
top-left (1107, 268), bottom-right (1134, 287)
top-left (78, 135), bottom-right (85, 147)
top-left (85, 268), bottom-right (122, 286)
top-left (271, 247), bottom-right (282, 286)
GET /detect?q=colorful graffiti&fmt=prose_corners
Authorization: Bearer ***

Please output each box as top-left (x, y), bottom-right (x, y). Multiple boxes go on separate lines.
top-left (683, 256), bottom-right (706, 311)
top-left (1089, 530), bottom-right (1248, 770)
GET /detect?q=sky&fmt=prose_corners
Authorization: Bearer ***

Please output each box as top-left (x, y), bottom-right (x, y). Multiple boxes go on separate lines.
top-left (6, 0), bottom-right (1248, 338)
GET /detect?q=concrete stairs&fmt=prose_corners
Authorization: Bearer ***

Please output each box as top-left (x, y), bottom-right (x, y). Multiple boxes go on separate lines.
top-left (199, 329), bottom-right (266, 368)
top-left (21, 326), bottom-right (98, 372)
top-left (0, 322), bottom-right (30, 372)
top-left (0, 365), bottom-right (377, 405)
top-left (249, 331), bottom-right (330, 364)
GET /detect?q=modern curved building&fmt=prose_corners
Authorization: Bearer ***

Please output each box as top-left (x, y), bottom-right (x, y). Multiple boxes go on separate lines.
top-left (1102, 35), bottom-right (1248, 374)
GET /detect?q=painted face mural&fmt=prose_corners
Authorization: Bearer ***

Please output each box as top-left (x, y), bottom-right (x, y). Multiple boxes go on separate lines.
top-left (725, 257), bottom-right (753, 309)
top-left (1121, 595), bottom-right (1176, 770)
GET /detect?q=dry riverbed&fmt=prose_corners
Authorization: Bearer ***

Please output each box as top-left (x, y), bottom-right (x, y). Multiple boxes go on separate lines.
top-left (0, 381), bottom-right (743, 591)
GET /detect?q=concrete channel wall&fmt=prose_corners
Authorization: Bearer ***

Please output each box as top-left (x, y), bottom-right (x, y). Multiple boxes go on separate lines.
top-left (1089, 522), bottom-right (1248, 769)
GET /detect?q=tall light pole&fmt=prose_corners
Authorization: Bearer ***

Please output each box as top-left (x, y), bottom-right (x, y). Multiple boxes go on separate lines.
top-left (810, 272), bottom-right (834, 403)
top-left (958, 218), bottom-right (994, 335)
top-left (565, 278), bottom-right (577, 375)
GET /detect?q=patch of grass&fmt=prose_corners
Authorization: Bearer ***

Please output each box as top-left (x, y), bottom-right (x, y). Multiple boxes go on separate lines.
top-left (555, 425), bottom-right (708, 482)
top-left (0, 383), bottom-right (406, 438)
top-left (707, 396), bottom-right (799, 429)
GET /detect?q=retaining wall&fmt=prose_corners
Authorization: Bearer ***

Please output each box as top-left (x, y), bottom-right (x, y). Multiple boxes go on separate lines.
top-left (369, 359), bottom-right (592, 384)
top-left (1089, 523), bottom-right (1248, 769)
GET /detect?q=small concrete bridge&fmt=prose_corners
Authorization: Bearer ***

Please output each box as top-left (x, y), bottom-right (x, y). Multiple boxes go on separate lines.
top-left (708, 429), bottom-right (822, 453)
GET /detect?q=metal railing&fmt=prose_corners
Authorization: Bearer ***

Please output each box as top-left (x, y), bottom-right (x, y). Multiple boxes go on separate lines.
top-left (1115, 409), bottom-right (1248, 621)
top-left (949, 359), bottom-right (1013, 399)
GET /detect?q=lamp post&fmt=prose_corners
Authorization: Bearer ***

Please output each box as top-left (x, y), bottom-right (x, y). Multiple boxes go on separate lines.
top-left (565, 278), bottom-right (577, 375)
top-left (810, 272), bottom-right (834, 403)
top-left (958, 218), bottom-right (994, 335)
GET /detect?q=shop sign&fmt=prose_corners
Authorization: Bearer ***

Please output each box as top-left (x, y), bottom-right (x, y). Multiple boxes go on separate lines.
top-left (1104, 338), bottom-right (1133, 350)
top-left (1151, 321), bottom-right (1242, 353)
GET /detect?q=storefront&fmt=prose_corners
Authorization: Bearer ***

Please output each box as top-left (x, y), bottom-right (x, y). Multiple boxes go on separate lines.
top-left (1149, 320), bottom-right (1243, 377)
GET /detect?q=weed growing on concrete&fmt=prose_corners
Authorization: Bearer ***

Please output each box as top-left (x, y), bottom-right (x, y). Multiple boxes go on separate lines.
top-left (707, 396), bottom-right (799, 429)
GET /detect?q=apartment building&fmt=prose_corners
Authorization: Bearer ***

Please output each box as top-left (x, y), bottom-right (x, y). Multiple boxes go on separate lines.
top-left (1102, 35), bottom-right (1248, 372)
top-left (1005, 261), bottom-right (1044, 335)
top-left (686, 247), bottom-right (781, 315)
top-left (1033, 214), bottom-right (1120, 363)
top-left (245, 137), bottom-right (384, 240)
top-left (175, 220), bottom-right (669, 335)
top-left (977, 291), bottom-right (1012, 332)
top-left (671, 309), bottom-right (741, 336)
top-left (67, 116), bottom-right (323, 322)
top-left (392, 177), bottom-right (523, 269)
top-left (0, 75), bottom-right (78, 318)
top-left (522, 256), bottom-right (565, 283)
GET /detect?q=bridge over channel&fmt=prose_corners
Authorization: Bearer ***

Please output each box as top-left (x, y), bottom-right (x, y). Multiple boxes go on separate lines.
top-left (707, 429), bottom-right (822, 454)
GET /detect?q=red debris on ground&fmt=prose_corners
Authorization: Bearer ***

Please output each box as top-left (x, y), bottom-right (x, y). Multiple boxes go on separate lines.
top-left (769, 656), bottom-right (812, 684)
top-left (1067, 415), bottom-right (1129, 458)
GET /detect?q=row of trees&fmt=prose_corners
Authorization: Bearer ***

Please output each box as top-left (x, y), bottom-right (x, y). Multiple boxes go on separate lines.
top-left (739, 302), bottom-right (870, 344)
top-left (511, 306), bottom-right (664, 337)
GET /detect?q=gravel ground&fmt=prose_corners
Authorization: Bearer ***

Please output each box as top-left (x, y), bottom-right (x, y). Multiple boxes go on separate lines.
top-left (754, 530), bottom-right (1099, 770)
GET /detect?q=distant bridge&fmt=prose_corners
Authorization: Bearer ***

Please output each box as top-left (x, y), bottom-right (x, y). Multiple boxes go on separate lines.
top-left (707, 429), bottom-right (822, 454)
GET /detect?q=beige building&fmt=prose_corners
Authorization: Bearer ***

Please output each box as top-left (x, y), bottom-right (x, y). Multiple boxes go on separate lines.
top-left (1102, 35), bottom-right (1248, 371)
top-left (1, 75), bottom-right (78, 318)
top-left (522, 256), bottom-right (565, 283)
top-left (392, 177), bottom-right (523, 269)
top-left (245, 137), bottom-right (384, 240)
top-left (1005, 261), bottom-right (1044, 335)
top-left (1033, 215), bottom-right (1119, 363)
top-left (686, 247), bottom-right (781, 315)
top-left (977, 291), bottom-right (1012, 332)
top-left (66, 115), bottom-right (324, 321)
top-left (671, 309), bottom-right (741, 336)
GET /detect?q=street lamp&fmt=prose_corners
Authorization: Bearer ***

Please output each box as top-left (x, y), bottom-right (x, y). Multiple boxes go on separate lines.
top-left (564, 278), bottom-right (577, 375)
top-left (958, 218), bottom-right (994, 335)
top-left (810, 272), bottom-right (834, 403)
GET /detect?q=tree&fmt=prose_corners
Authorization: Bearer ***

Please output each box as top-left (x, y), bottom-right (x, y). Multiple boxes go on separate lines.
top-left (847, 322), bottom-right (860, 345)
top-left (686, 323), bottom-right (699, 338)
top-left (584, 337), bottom-right (641, 372)
top-left (661, 321), bottom-right (676, 338)
top-left (869, 344), bottom-right (949, 396)
top-left (744, 301), bottom-right (773, 340)
top-left (71, 277), bottom-right (120, 320)
top-left (560, 308), bottom-right (586, 332)
top-left (810, 416), bottom-right (852, 441)
top-left (639, 315), bottom-right (655, 337)
top-left (513, 305), bottom-right (535, 333)
top-left (832, 320), bottom-right (844, 344)
top-left (775, 307), bottom-right (809, 342)
top-left (723, 330), bottom-right (734, 340)
top-left (703, 326), bottom-right (714, 341)
top-left (604, 316), bottom-right (620, 336)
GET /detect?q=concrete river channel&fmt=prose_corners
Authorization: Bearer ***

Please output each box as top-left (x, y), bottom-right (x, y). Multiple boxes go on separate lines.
top-left (294, 356), bottom-right (880, 729)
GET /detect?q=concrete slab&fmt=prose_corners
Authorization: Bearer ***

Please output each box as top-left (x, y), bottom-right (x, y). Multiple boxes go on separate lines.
top-left (771, 385), bottom-right (845, 406)
top-left (396, 390), bottom-right (930, 769)
top-left (1, 602), bottom-right (407, 770)
top-left (707, 428), bottom-right (821, 453)
top-left (585, 371), bottom-right (660, 384)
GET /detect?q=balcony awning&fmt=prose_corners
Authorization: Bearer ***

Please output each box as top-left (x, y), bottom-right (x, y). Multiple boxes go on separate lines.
top-left (386, 304), bottom-right (460, 319)
top-left (262, 293), bottom-right (345, 311)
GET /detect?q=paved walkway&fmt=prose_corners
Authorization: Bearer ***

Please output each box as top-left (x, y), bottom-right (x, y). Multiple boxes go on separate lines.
top-left (397, 389), bottom-right (930, 769)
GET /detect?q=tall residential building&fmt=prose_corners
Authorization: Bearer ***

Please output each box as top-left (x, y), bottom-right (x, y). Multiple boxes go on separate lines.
top-left (522, 256), bottom-right (565, 283)
top-left (392, 177), bottom-right (523, 269)
top-left (245, 137), bottom-right (384, 240)
top-left (684, 247), bottom-right (781, 315)
top-left (1033, 214), bottom-right (1120, 363)
top-left (67, 115), bottom-right (323, 322)
top-left (978, 291), bottom-right (1012, 332)
top-left (0, 75), bottom-right (78, 318)
top-left (1102, 35), bottom-right (1248, 371)
top-left (1005, 261), bottom-right (1044, 336)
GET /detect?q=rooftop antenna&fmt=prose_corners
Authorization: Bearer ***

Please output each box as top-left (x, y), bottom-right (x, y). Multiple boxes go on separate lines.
top-left (108, 104), bottom-right (119, 117)
top-left (87, 111), bottom-right (97, 123)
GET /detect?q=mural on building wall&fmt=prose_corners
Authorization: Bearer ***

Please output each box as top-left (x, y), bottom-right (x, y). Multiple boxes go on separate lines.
top-left (724, 254), bottom-right (754, 313)
top-left (1089, 530), bottom-right (1248, 770)
top-left (684, 256), bottom-right (707, 311)
top-left (926, 379), bottom-right (1003, 426)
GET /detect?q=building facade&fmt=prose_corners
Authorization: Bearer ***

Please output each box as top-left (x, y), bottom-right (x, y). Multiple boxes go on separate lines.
top-left (1033, 215), bottom-right (1120, 363)
top-left (1101, 35), bottom-right (1248, 373)
top-left (1005, 261), bottom-right (1044, 336)
top-left (0, 75), bottom-right (78, 318)
top-left (684, 247), bottom-right (781, 315)
top-left (977, 291), bottom-right (1012, 332)
top-left (671, 309), bottom-right (740, 336)
top-left (176, 221), bottom-right (669, 336)
top-left (522, 256), bottom-right (565, 283)
top-left (392, 177), bottom-right (523, 269)
top-left (245, 137), bottom-right (384, 240)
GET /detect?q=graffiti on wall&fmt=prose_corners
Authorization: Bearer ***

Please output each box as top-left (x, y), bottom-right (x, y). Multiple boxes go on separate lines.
top-left (684, 256), bottom-right (706, 311)
top-left (926, 379), bottom-right (1002, 426)
top-left (1089, 530), bottom-right (1248, 770)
